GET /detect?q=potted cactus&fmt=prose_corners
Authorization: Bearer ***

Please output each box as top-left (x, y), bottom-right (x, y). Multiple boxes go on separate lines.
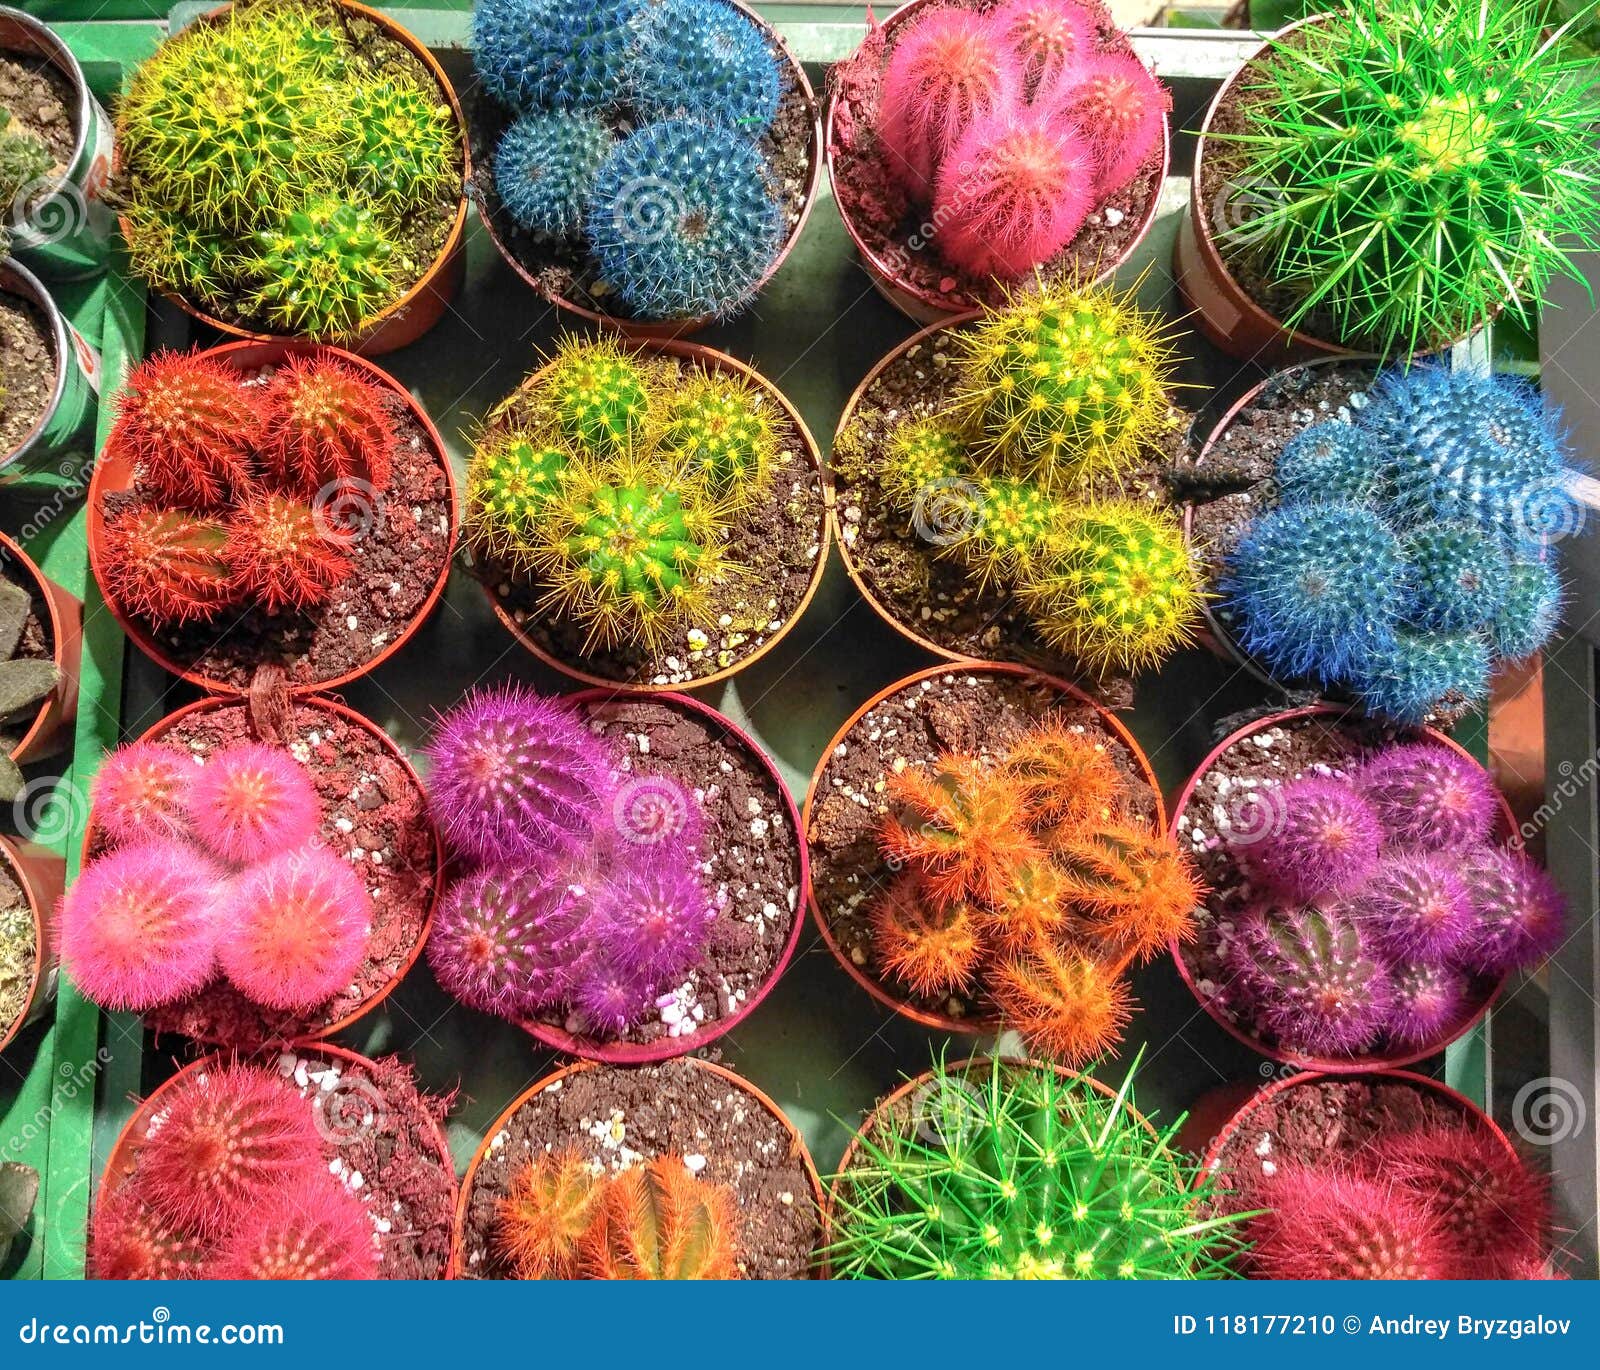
top-left (827, 0), bottom-right (1171, 322)
top-left (465, 335), bottom-right (826, 688)
top-left (424, 683), bottom-right (804, 1062)
top-left (58, 694), bottom-right (443, 1046)
top-left (1176, 0), bottom-right (1600, 361)
top-left (114, 0), bottom-right (467, 353)
top-left (87, 343), bottom-right (456, 695)
top-left (805, 663), bottom-right (1197, 1063)
top-left (93, 1045), bottom-right (457, 1279)
top-left (828, 1054), bottom-right (1245, 1279)
top-left (456, 1057), bottom-right (822, 1279)
top-left (0, 836), bottom-right (64, 1057)
top-left (1183, 361), bottom-right (1576, 727)
top-left (833, 279), bottom-right (1201, 691)
top-left (471, 0), bottom-right (821, 333)
top-left (1172, 706), bottom-right (1561, 1069)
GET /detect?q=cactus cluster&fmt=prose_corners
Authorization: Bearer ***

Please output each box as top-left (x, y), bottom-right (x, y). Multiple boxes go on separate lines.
top-left (424, 684), bottom-right (719, 1039)
top-left (869, 714), bottom-right (1202, 1064)
top-left (477, 0), bottom-right (788, 321)
top-left (1213, 0), bottom-right (1600, 357)
top-left (92, 1061), bottom-right (381, 1279)
top-left (828, 1054), bottom-right (1244, 1280)
top-left (1220, 366), bottom-right (1576, 724)
top-left (61, 736), bottom-right (372, 1017)
top-left (116, 0), bottom-right (461, 340)
top-left (1214, 744), bottom-right (1562, 1059)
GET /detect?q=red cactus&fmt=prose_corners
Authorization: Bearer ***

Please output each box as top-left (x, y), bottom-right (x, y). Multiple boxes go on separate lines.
top-left (990, 0), bottom-right (1094, 96)
top-left (90, 1186), bottom-right (208, 1280)
top-left (209, 1183), bottom-right (378, 1280)
top-left (136, 1065), bottom-right (329, 1237)
top-left (225, 493), bottom-right (352, 615)
top-left (187, 742), bottom-right (323, 865)
top-left (870, 872), bottom-right (987, 997)
top-left (496, 1148), bottom-right (606, 1280)
top-left (1248, 1165), bottom-right (1450, 1280)
top-left (582, 1157), bottom-right (741, 1280)
top-left (935, 107), bottom-right (1096, 279)
top-left (105, 351), bottom-right (263, 508)
top-left (217, 847), bottom-right (372, 1011)
top-left (1045, 51), bottom-right (1168, 197)
top-left (990, 941), bottom-right (1130, 1065)
top-left (99, 506), bottom-right (237, 626)
top-left (262, 353), bottom-right (399, 499)
top-left (57, 839), bottom-right (222, 1011)
top-left (91, 740), bottom-right (195, 846)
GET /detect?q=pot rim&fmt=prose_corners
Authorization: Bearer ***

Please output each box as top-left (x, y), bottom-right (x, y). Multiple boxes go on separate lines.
top-left (0, 259), bottom-right (71, 472)
top-left (0, 527), bottom-right (70, 764)
top-left (0, 835), bottom-right (53, 1056)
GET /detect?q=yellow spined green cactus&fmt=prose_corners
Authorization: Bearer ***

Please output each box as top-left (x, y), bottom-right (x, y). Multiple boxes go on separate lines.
top-left (541, 337), bottom-right (653, 456)
top-left (465, 432), bottom-right (572, 569)
top-left (656, 368), bottom-right (780, 507)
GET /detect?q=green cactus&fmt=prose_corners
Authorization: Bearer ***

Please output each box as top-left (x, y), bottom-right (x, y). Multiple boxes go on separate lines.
top-left (466, 431), bottom-right (571, 568)
top-left (0, 109), bottom-right (52, 221)
top-left (244, 199), bottom-right (398, 340)
top-left (961, 477), bottom-right (1055, 584)
top-left (119, 209), bottom-right (234, 310)
top-left (656, 370), bottom-right (779, 506)
top-left (880, 417), bottom-right (968, 506)
top-left (344, 75), bottom-right (458, 209)
top-left (541, 338), bottom-right (652, 456)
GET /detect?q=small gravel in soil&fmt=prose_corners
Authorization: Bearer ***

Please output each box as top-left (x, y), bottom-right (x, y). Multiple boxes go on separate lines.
top-left (0, 865), bottom-right (33, 1039)
top-left (0, 294), bottom-right (55, 457)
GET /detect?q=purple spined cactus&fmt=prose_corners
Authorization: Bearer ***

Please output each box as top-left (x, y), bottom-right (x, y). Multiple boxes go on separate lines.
top-left (1233, 775), bottom-right (1382, 900)
top-left (1224, 900), bottom-right (1392, 1058)
top-left (589, 858), bottom-right (714, 988)
top-left (1352, 850), bottom-right (1474, 962)
top-left (425, 685), bottom-right (614, 866)
top-left (1388, 961), bottom-right (1470, 1051)
top-left (1457, 847), bottom-right (1565, 975)
top-left (607, 773), bottom-right (703, 857)
top-left (1356, 744), bottom-right (1498, 853)
top-left (570, 954), bottom-right (662, 1036)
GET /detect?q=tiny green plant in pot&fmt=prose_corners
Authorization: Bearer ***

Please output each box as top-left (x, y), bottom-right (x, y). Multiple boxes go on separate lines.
top-left (1177, 0), bottom-right (1600, 361)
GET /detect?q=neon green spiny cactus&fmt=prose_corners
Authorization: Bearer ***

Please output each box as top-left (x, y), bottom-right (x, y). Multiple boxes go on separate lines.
top-left (542, 339), bottom-right (653, 455)
top-left (880, 417), bottom-right (968, 506)
top-left (961, 477), bottom-right (1054, 585)
top-left (244, 199), bottom-right (397, 340)
top-left (656, 370), bottom-right (779, 506)
top-left (466, 432), bottom-right (572, 568)
top-left (345, 76), bottom-right (458, 209)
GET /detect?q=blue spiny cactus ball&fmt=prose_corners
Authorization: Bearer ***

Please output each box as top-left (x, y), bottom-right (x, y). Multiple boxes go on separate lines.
top-left (1349, 628), bottom-right (1490, 727)
top-left (1402, 522), bottom-right (1511, 633)
top-left (1275, 420), bottom-right (1387, 506)
top-left (1220, 500), bottom-right (1410, 685)
top-left (586, 118), bottom-right (783, 320)
top-left (629, 0), bottom-right (782, 133)
top-left (495, 111), bottom-right (615, 237)
top-left (473, 0), bottom-right (643, 112)
top-left (1491, 557), bottom-right (1563, 660)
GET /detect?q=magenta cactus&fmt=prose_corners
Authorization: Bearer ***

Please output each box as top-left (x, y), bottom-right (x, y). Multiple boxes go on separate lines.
top-left (1248, 1165), bottom-right (1449, 1280)
top-left (91, 741), bottom-right (195, 846)
top-left (570, 952), bottom-right (662, 1035)
top-left (57, 839), bottom-right (222, 1011)
top-left (590, 858), bottom-right (714, 985)
top-left (1233, 775), bottom-right (1382, 900)
top-left (1457, 846), bottom-right (1565, 974)
top-left (425, 685), bottom-right (614, 867)
top-left (990, 0), bottom-right (1093, 96)
top-left (1356, 744), bottom-right (1498, 852)
top-left (1387, 961), bottom-right (1470, 1050)
top-left (91, 1187), bottom-right (208, 1281)
top-left (187, 743), bottom-right (323, 866)
top-left (608, 773), bottom-right (703, 855)
top-left (1044, 50), bottom-right (1167, 196)
top-left (1352, 850), bottom-right (1473, 961)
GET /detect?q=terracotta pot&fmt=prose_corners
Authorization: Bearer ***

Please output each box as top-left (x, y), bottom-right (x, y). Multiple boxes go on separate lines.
top-left (98, 1042), bottom-right (459, 1279)
top-left (454, 1055), bottom-right (824, 1277)
top-left (475, 0), bottom-right (821, 339)
top-left (477, 337), bottom-right (828, 691)
top-left (0, 836), bottom-right (64, 1056)
top-left (86, 339), bottom-right (458, 697)
top-left (115, 0), bottom-right (469, 357)
top-left (1, 531), bottom-right (80, 767)
top-left (804, 662), bottom-right (1161, 1036)
top-left (824, 0), bottom-right (1171, 327)
top-left (79, 693), bottom-right (444, 1046)
top-left (519, 686), bottom-right (807, 1064)
top-left (1167, 703), bottom-right (1518, 1073)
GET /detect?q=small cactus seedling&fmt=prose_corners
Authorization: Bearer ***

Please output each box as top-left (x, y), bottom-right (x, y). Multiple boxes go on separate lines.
top-left (629, 0), bottom-right (782, 133)
top-left (261, 353), bottom-right (399, 499)
top-left (961, 477), bottom-right (1053, 583)
top-left (582, 1156), bottom-right (741, 1279)
top-left (0, 110), bottom-right (52, 225)
top-left (1046, 51), bottom-right (1169, 197)
top-left (472, 0), bottom-right (642, 112)
top-left (1230, 775), bottom-right (1382, 900)
top-left (1492, 558), bottom-right (1562, 661)
top-left (1402, 522), bottom-right (1510, 633)
top-left (225, 493), bottom-right (353, 615)
top-left (589, 858), bottom-right (714, 990)
top-left (1274, 421), bottom-right (1387, 508)
top-left (497, 1149), bottom-right (606, 1279)
top-left (1356, 743), bottom-right (1498, 853)
top-left (1457, 846), bottom-right (1565, 975)
top-left (90, 740), bottom-right (194, 846)
top-left (1248, 1165), bottom-right (1448, 1280)
top-left (990, 941), bottom-right (1131, 1066)
top-left (100, 508), bottom-right (237, 627)
top-left (495, 110), bottom-right (614, 239)
top-left (1349, 626), bottom-right (1490, 727)
top-left (655, 371), bottom-right (780, 506)
top-left (186, 743), bottom-right (323, 866)
top-left (1387, 961), bottom-right (1469, 1050)
top-left (870, 873), bottom-right (986, 998)
top-left (1353, 851), bottom-right (1473, 962)
top-left (344, 75), bottom-right (457, 210)
top-left (990, 0), bottom-right (1092, 96)
top-left (465, 431), bottom-right (571, 569)
top-left (209, 1184), bottom-right (378, 1280)
top-left (90, 1187), bottom-right (207, 1281)
top-left (1052, 820), bottom-right (1202, 962)
top-left (542, 338), bottom-right (652, 455)
top-left (245, 200), bottom-right (398, 341)
top-left (878, 417), bottom-right (967, 507)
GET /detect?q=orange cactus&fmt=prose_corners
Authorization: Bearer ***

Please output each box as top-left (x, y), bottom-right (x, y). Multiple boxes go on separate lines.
top-left (496, 1148), bottom-right (606, 1280)
top-left (991, 941), bottom-right (1131, 1065)
top-left (1000, 719), bottom-right (1123, 833)
top-left (1054, 820), bottom-right (1204, 961)
top-left (981, 860), bottom-right (1071, 952)
top-left (870, 873), bottom-right (987, 998)
top-left (582, 1156), bottom-right (741, 1280)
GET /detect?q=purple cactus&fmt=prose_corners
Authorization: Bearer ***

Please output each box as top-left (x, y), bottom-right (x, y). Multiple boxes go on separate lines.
top-left (590, 858), bottom-right (714, 986)
top-left (571, 953), bottom-right (663, 1035)
top-left (1233, 775), bottom-right (1382, 900)
top-left (1388, 961), bottom-right (1470, 1050)
top-left (1456, 846), bottom-right (1565, 975)
top-left (607, 773), bottom-right (703, 856)
top-left (425, 685), bottom-right (614, 866)
top-left (1356, 744), bottom-right (1498, 853)
top-left (1225, 900), bottom-right (1392, 1058)
top-left (1351, 850), bottom-right (1474, 961)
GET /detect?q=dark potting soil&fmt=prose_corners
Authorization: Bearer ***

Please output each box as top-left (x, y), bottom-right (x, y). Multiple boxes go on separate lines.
top-left (460, 1059), bottom-right (821, 1279)
top-left (1174, 711), bottom-right (1497, 1057)
top-left (105, 368), bottom-right (452, 690)
top-left (827, 0), bottom-right (1163, 312)
top-left (0, 52), bottom-right (75, 176)
top-left (474, 354), bottom-right (825, 687)
top-left (0, 852), bottom-right (34, 1041)
top-left (831, 324), bottom-right (1191, 705)
top-left (807, 669), bottom-right (1156, 1022)
top-left (132, 698), bottom-right (440, 1046)
top-left (0, 291), bottom-right (56, 459)
top-left (524, 695), bottom-right (801, 1049)
top-left (0, 547), bottom-right (58, 757)
top-left (469, 60), bottom-right (815, 321)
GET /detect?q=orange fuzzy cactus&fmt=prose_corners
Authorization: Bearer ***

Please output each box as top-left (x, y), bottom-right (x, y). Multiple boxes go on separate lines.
top-left (1054, 820), bottom-right (1203, 961)
top-left (870, 873), bottom-right (987, 998)
top-left (999, 718), bottom-right (1123, 832)
top-left (496, 1149), bottom-right (607, 1280)
top-left (583, 1156), bottom-right (741, 1280)
top-left (991, 941), bottom-right (1131, 1066)
top-left (981, 860), bottom-right (1070, 952)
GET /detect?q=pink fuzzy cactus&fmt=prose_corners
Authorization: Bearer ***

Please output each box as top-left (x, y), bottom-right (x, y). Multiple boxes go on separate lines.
top-left (591, 858), bottom-right (715, 986)
top-left (607, 773), bottom-right (703, 855)
top-left (1044, 50), bottom-right (1167, 197)
top-left (187, 742), bottom-right (323, 866)
top-left (91, 1186), bottom-right (208, 1281)
top-left (570, 952), bottom-right (663, 1036)
top-left (1233, 775), bottom-right (1382, 900)
top-left (1356, 743), bottom-right (1498, 852)
top-left (1457, 846), bottom-right (1565, 975)
top-left (58, 839), bottom-right (222, 1011)
top-left (934, 107), bottom-right (1095, 279)
top-left (91, 741), bottom-right (195, 846)
top-left (217, 847), bottom-right (372, 1011)
top-left (1248, 1165), bottom-right (1450, 1280)
top-left (208, 1183), bottom-right (379, 1280)
top-left (990, 0), bottom-right (1094, 97)
top-left (1352, 849), bottom-right (1473, 961)
top-left (877, 7), bottom-right (1021, 197)
top-left (1386, 961), bottom-right (1469, 1050)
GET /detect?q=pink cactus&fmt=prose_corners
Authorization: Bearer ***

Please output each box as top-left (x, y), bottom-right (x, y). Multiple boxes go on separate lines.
top-left (208, 1184), bottom-right (379, 1280)
top-left (91, 741), bottom-right (195, 846)
top-left (1457, 846), bottom-right (1565, 975)
top-left (1044, 50), bottom-right (1168, 197)
top-left (590, 858), bottom-right (715, 988)
top-left (990, 0), bottom-right (1094, 97)
top-left (1357, 743), bottom-right (1498, 853)
top-left (1387, 961), bottom-right (1469, 1050)
top-left (1352, 849), bottom-right (1474, 961)
top-left (1233, 775), bottom-right (1382, 901)
top-left (90, 1186), bottom-right (208, 1280)
top-left (187, 742), bottom-right (323, 866)
top-left (1248, 1164), bottom-right (1450, 1280)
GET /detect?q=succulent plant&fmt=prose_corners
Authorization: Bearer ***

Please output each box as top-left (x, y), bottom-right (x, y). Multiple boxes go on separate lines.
top-left (991, 941), bottom-right (1132, 1066)
top-left (1353, 851), bottom-right (1473, 962)
top-left (870, 873), bottom-right (986, 998)
top-left (1457, 845), bottom-right (1565, 974)
top-left (344, 75), bottom-right (458, 210)
top-left (1348, 626), bottom-right (1490, 727)
top-left (90, 1187), bottom-right (207, 1281)
top-left (1386, 961), bottom-right (1469, 1050)
top-left (100, 508), bottom-right (237, 627)
top-left (90, 740), bottom-right (194, 847)
top-left (1230, 775), bottom-right (1382, 901)
top-left (226, 493), bottom-right (353, 615)
top-left (1274, 421), bottom-right (1387, 508)
top-left (1051, 820), bottom-right (1202, 962)
top-left (1046, 51), bottom-right (1168, 197)
top-left (0, 576), bottom-right (59, 799)
top-left (0, 109), bottom-right (52, 226)
top-left (496, 1149), bottom-right (606, 1279)
top-left (990, 0), bottom-right (1092, 97)
top-left (261, 353), bottom-right (399, 499)
top-left (542, 337), bottom-right (652, 455)
top-left (588, 858), bottom-right (714, 990)
top-left (1402, 523), bottom-right (1510, 633)
top-left (582, 1156), bottom-right (741, 1279)
top-left (1356, 743), bottom-right (1498, 853)
top-left (1492, 557), bottom-right (1563, 661)
top-left (1248, 1165), bottom-right (1447, 1279)
top-left (473, 0), bottom-right (642, 112)
top-left (495, 110), bottom-right (614, 238)
top-left (209, 1184), bottom-right (378, 1280)
top-left (628, 0), bottom-right (782, 133)
top-left (186, 743), bottom-right (323, 866)
top-left (465, 431), bottom-right (571, 568)
top-left (655, 370), bottom-right (779, 506)
top-left (245, 200), bottom-right (398, 341)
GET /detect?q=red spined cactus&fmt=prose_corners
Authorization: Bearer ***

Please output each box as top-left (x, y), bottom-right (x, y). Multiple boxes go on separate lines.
top-left (870, 872), bottom-right (987, 998)
top-left (582, 1157), bottom-right (741, 1280)
top-left (100, 507), bottom-right (237, 626)
top-left (90, 1186), bottom-right (207, 1280)
top-left (496, 1149), bottom-right (607, 1280)
top-left (990, 0), bottom-right (1094, 96)
top-left (91, 740), bottom-right (195, 846)
top-left (187, 742), bottom-right (323, 866)
top-left (105, 351), bottom-right (263, 508)
top-left (1046, 51), bottom-right (1168, 197)
top-left (225, 493), bottom-right (353, 615)
top-left (209, 1183), bottom-right (379, 1280)
top-left (262, 353), bottom-right (400, 499)
top-left (990, 941), bottom-right (1130, 1065)
top-left (999, 718), bottom-right (1122, 833)
top-left (1053, 819), bottom-right (1203, 961)
top-left (1248, 1165), bottom-right (1450, 1280)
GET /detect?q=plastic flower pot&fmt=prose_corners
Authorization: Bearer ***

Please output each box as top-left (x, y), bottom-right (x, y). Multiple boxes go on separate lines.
top-left (0, 835), bottom-right (64, 1057)
top-left (85, 339), bottom-right (458, 697)
top-left (1167, 703), bottom-right (1518, 1073)
top-left (98, 1042), bottom-right (459, 1279)
top-left (0, 258), bottom-right (99, 481)
top-left (77, 692), bottom-right (444, 1047)
top-left (454, 1055), bottom-right (824, 1279)
top-left (0, 530), bottom-right (80, 768)
top-left (475, 337), bottom-right (828, 691)
top-left (804, 661), bottom-right (1162, 1037)
top-left (115, 0), bottom-right (469, 358)
top-left (517, 685), bottom-right (807, 1065)
top-left (825, 0), bottom-right (1171, 327)
top-left (473, 0), bottom-right (822, 340)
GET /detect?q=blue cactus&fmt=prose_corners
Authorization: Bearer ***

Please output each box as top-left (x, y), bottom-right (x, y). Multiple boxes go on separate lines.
top-left (1402, 522), bottom-right (1511, 633)
top-left (473, 0), bottom-right (642, 112)
top-left (495, 110), bottom-right (615, 237)
top-left (1220, 501), bottom-right (1409, 684)
top-left (1349, 627), bottom-right (1490, 726)
top-left (1491, 557), bottom-right (1562, 660)
top-left (1275, 421), bottom-right (1387, 507)
top-left (629, 0), bottom-right (782, 133)
top-left (586, 117), bottom-right (783, 320)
